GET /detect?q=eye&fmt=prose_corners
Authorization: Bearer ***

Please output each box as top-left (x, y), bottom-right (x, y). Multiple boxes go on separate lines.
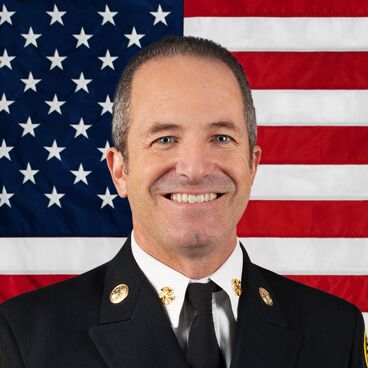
top-left (214, 135), bottom-right (232, 143)
top-left (155, 136), bottom-right (176, 145)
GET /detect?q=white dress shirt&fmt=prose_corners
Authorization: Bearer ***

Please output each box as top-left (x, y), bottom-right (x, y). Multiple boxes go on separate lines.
top-left (131, 230), bottom-right (243, 367)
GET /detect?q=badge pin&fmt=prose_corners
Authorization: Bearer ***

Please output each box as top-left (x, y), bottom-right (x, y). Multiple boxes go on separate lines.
top-left (259, 287), bottom-right (273, 306)
top-left (231, 278), bottom-right (242, 296)
top-left (110, 284), bottom-right (129, 304)
top-left (364, 330), bottom-right (368, 368)
top-left (159, 286), bottom-right (175, 305)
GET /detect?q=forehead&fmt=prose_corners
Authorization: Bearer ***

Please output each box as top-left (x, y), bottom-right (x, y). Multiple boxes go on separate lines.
top-left (133, 54), bottom-right (239, 86)
top-left (129, 55), bottom-right (244, 125)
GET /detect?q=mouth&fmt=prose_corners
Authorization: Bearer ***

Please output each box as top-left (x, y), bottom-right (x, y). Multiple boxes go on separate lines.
top-left (163, 192), bottom-right (224, 204)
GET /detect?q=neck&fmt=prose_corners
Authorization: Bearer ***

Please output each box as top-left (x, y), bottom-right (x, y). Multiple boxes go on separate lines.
top-left (133, 230), bottom-right (237, 279)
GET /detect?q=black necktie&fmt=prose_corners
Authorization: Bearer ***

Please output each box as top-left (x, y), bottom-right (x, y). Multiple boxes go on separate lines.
top-left (186, 281), bottom-right (226, 368)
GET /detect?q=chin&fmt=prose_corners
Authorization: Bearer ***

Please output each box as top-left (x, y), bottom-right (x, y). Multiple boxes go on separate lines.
top-left (166, 227), bottom-right (222, 250)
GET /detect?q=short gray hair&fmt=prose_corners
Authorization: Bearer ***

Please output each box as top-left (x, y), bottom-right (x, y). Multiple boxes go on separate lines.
top-left (112, 36), bottom-right (257, 166)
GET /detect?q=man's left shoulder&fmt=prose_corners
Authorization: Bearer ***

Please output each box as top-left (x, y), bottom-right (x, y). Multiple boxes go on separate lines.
top-left (255, 264), bottom-right (362, 330)
top-left (254, 265), bottom-right (367, 367)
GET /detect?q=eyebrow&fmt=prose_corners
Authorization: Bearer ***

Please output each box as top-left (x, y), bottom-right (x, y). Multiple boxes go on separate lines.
top-left (147, 120), bottom-right (242, 136)
top-left (147, 122), bottom-right (182, 136)
top-left (208, 121), bottom-right (241, 135)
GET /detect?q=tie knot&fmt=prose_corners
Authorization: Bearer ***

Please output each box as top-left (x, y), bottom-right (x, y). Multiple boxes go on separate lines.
top-left (186, 281), bottom-right (220, 314)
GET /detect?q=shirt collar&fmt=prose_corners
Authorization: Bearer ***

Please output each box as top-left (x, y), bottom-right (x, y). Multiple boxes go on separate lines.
top-left (131, 230), bottom-right (243, 327)
top-left (209, 243), bottom-right (243, 320)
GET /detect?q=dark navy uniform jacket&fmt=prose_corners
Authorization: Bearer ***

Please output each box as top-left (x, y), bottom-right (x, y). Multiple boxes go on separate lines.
top-left (0, 238), bottom-right (366, 367)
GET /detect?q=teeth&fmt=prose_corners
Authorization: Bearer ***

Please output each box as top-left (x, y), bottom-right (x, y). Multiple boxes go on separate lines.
top-left (170, 193), bottom-right (218, 203)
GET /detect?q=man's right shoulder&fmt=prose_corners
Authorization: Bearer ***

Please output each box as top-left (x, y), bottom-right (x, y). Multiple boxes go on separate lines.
top-left (0, 262), bottom-right (108, 325)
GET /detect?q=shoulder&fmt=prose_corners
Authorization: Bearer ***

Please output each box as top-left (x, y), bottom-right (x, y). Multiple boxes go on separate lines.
top-left (255, 264), bottom-right (362, 334)
top-left (0, 263), bottom-right (107, 334)
top-left (0, 263), bottom-right (114, 366)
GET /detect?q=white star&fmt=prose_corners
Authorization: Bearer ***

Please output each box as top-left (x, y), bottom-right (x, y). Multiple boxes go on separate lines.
top-left (97, 141), bottom-right (111, 161)
top-left (70, 118), bottom-right (92, 138)
top-left (73, 27), bottom-right (92, 48)
top-left (0, 93), bottom-right (14, 114)
top-left (124, 27), bottom-right (145, 48)
top-left (0, 186), bottom-right (14, 208)
top-left (98, 187), bottom-right (118, 208)
top-left (47, 5), bottom-right (66, 25)
top-left (21, 72), bottom-right (41, 92)
top-left (98, 95), bottom-right (113, 115)
top-left (0, 139), bottom-right (13, 160)
top-left (72, 72), bottom-right (92, 93)
top-left (98, 5), bottom-right (118, 25)
top-left (70, 163), bottom-right (91, 185)
top-left (0, 5), bottom-right (15, 25)
top-left (44, 140), bottom-right (66, 161)
top-left (150, 5), bottom-right (170, 26)
top-left (47, 49), bottom-right (67, 70)
top-left (19, 117), bottom-right (40, 137)
top-left (45, 94), bottom-right (65, 115)
top-left (21, 27), bottom-right (42, 47)
top-left (44, 186), bottom-right (65, 208)
top-left (98, 50), bottom-right (118, 70)
top-left (19, 163), bottom-right (39, 184)
top-left (0, 49), bottom-right (15, 69)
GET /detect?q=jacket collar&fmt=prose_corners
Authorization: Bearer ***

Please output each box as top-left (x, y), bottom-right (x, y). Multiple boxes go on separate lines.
top-left (89, 238), bottom-right (301, 368)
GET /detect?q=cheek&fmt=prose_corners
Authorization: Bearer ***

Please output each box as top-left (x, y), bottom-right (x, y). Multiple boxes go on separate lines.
top-left (126, 153), bottom-right (174, 197)
top-left (217, 150), bottom-right (252, 188)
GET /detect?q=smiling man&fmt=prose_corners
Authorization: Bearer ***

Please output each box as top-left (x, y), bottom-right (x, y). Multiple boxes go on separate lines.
top-left (0, 37), bottom-right (366, 368)
top-left (108, 47), bottom-right (259, 281)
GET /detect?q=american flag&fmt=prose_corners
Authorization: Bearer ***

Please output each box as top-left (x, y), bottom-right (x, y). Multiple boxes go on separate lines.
top-left (0, 0), bottom-right (367, 329)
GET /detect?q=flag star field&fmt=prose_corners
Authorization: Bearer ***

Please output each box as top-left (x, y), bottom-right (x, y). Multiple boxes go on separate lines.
top-left (0, 0), bottom-right (182, 236)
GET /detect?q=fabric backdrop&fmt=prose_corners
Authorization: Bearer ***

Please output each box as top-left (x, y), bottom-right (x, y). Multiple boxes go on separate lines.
top-left (0, 0), bottom-right (367, 328)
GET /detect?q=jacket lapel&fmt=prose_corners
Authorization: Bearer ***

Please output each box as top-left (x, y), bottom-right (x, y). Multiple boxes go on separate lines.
top-left (89, 238), bottom-right (301, 368)
top-left (231, 245), bottom-right (302, 368)
top-left (89, 238), bottom-right (188, 368)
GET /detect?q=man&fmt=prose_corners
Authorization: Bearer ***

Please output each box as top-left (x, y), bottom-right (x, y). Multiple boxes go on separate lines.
top-left (0, 36), bottom-right (366, 367)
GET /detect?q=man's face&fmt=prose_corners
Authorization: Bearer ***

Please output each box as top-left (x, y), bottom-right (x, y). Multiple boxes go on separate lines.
top-left (108, 55), bottom-right (260, 258)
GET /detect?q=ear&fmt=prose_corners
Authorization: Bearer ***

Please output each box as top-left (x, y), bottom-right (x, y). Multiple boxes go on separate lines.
top-left (106, 148), bottom-right (128, 198)
top-left (250, 145), bottom-right (262, 185)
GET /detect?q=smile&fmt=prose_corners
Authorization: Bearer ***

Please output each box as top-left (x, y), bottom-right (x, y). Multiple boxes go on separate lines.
top-left (168, 193), bottom-right (221, 203)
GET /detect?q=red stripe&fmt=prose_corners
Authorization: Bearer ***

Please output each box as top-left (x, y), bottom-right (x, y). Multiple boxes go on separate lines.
top-left (233, 52), bottom-right (368, 90)
top-left (238, 201), bottom-right (368, 237)
top-left (258, 126), bottom-right (368, 165)
top-left (1, 274), bottom-right (366, 312)
top-left (287, 275), bottom-right (368, 312)
top-left (184, 0), bottom-right (368, 17)
top-left (0, 275), bottom-right (76, 303)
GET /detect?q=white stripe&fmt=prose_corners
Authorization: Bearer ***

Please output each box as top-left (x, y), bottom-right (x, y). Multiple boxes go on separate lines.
top-left (251, 165), bottom-right (368, 200)
top-left (241, 238), bottom-right (368, 275)
top-left (184, 17), bottom-right (368, 51)
top-left (0, 238), bottom-right (123, 274)
top-left (364, 313), bottom-right (368, 329)
top-left (252, 90), bottom-right (368, 126)
top-left (0, 237), bottom-right (367, 274)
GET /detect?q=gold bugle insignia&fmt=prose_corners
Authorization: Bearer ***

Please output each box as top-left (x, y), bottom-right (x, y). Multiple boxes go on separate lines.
top-left (159, 286), bottom-right (175, 305)
top-left (231, 278), bottom-right (242, 296)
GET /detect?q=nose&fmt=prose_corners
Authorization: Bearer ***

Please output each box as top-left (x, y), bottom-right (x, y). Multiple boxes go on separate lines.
top-left (175, 138), bottom-right (215, 181)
